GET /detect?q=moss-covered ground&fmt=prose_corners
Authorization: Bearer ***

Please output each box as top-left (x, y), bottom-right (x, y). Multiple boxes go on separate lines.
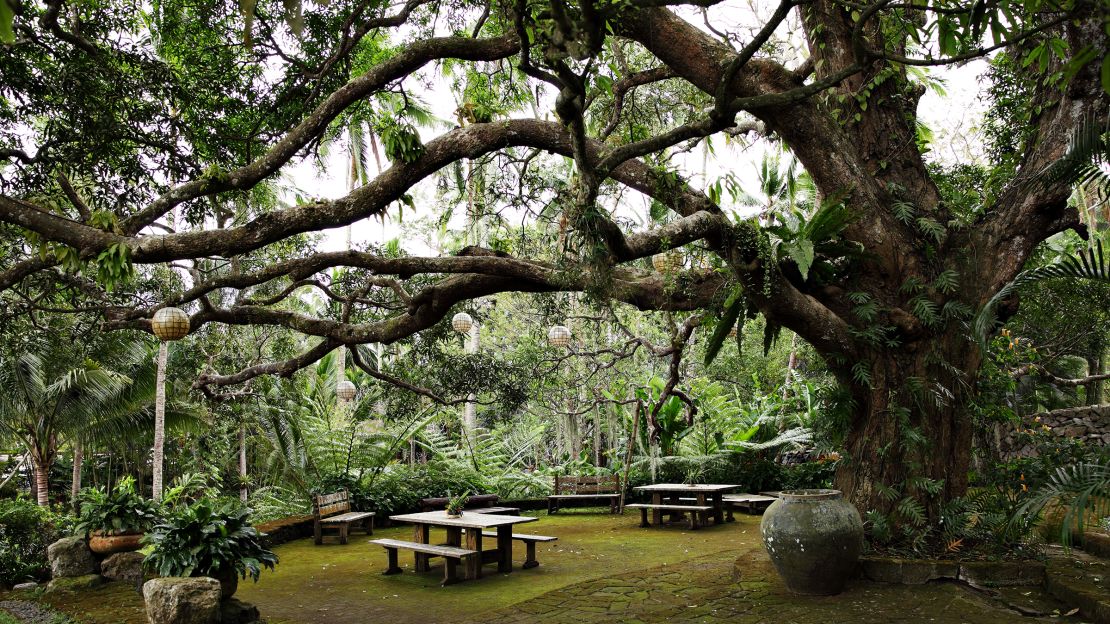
top-left (1, 509), bottom-right (1093, 623)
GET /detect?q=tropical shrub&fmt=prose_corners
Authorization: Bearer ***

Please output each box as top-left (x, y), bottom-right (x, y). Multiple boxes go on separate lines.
top-left (74, 477), bottom-right (160, 536)
top-left (0, 497), bottom-right (71, 586)
top-left (143, 498), bottom-right (277, 582)
top-left (354, 461), bottom-right (490, 517)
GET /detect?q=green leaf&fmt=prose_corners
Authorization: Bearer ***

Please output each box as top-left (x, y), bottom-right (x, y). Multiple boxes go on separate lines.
top-left (0, 0), bottom-right (14, 44)
top-left (1101, 54), bottom-right (1110, 95)
top-left (703, 287), bottom-right (745, 367)
top-left (785, 239), bottom-right (815, 280)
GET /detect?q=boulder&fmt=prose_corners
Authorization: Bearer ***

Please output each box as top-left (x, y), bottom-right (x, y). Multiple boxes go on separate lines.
top-left (46, 574), bottom-right (104, 593)
top-left (47, 536), bottom-right (97, 578)
top-left (101, 551), bottom-right (146, 583)
top-left (12, 582), bottom-right (39, 590)
top-left (143, 577), bottom-right (221, 624)
top-left (220, 598), bottom-right (262, 624)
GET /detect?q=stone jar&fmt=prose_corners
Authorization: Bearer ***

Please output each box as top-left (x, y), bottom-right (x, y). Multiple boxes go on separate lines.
top-left (760, 489), bottom-right (863, 595)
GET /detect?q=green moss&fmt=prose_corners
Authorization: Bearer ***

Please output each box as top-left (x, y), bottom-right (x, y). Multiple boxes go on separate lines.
top-left (7, 511), bottom-right (1092, 624)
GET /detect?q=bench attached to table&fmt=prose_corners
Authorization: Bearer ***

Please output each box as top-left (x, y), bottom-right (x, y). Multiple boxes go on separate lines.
top-left (312, 489), bottom-right (374, 545)
top-left (548, 475), bottom-right (622, 514)
top-left (721, 493), bottom-right (777, 520)
top-left (624, 503), bottom-right (713, 530)
top-left (370, 538), bottom-right (477, 585)
top-left (480, 532), bottom-right (558, 568)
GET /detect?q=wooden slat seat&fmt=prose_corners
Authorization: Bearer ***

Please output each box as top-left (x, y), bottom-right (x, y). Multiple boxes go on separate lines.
top-left (480, 532), bottom-right (558, 569)
top-left (370, 538), bottom-right (477, 585)
top-left (320, 511), bottom-right (376, 524)
top-left (624, 503), bottom-right (713, 530)
top-left (312, 489), bottom-right (374, 545)
top-left (548, 475), bottom-right (622, 514)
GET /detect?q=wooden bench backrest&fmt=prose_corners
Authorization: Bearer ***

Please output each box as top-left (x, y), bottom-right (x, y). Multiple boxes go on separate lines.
top-left (313, 490), bottom-right (351, 519)
top-left (554, 474), bottom-right (621, 494)
top-left (419, 493), bottom-right (499, 511)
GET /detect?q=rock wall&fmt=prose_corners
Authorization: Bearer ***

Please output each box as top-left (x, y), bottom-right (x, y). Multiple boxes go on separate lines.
top-left (998, 404), bottom-right (1110, 459)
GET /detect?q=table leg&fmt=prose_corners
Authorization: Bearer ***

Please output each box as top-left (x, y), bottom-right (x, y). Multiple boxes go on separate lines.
top-left (413, 524), bottom-right (430, 572)
top-left (651, 493), bottom-right (663, 526)
top-left (464, 529), bottom-right (483, 579)
top-left (446, 527), bottom-right (461, 546)
top-left (711, 493), bottom-right (724, 525)
top-left (497, 526), bottom-right (513, 573)
top-left (668, 493), bottom-right (684, 522)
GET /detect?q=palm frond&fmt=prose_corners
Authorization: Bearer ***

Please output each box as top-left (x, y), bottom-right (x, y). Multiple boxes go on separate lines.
top-left (974, 239), bottom-right (1108, 343)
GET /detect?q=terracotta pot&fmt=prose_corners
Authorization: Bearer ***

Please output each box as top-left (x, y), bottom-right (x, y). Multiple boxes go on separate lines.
top-left (87, 532), bottom-right (144, 556)
top-left (760, 489), bottom-right (863, 595)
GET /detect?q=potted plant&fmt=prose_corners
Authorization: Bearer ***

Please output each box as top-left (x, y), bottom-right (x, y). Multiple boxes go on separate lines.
top-left (143, 498), bottom-right (278, 599)
top-left (75, 477), bottom-right (160, 555)
top-left (445, 490), bottom-right (470, 518)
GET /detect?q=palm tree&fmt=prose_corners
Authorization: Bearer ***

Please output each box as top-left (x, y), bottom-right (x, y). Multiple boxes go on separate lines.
top-left (0, 352), bottom-right (127, 506)
top-left (0, 341), bottom-right (202, 506)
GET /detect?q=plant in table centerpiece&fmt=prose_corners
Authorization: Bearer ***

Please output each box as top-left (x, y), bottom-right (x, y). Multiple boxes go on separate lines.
top-left (143, 498), bottom-right (277, 598)
top-left (75, 477), bottom-right (160, 555)
top-left (445, 490), bottom-right (470, 518)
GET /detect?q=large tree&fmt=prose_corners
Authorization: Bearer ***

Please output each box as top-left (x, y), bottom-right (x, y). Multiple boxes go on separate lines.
top-left (0, 0), bottom-right (1106, 521)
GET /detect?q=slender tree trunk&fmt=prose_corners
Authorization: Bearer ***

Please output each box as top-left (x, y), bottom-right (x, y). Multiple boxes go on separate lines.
top-left (153, 341), bottom-right (168, 501)
top-left (71, 441), bottom-right (83, 510)
top-left (1084, 347), bottom-right (1104, 405)
top-left (782, 334), bottom-right (798, 400)
top-left (239, 423), bottom-right (248, 503)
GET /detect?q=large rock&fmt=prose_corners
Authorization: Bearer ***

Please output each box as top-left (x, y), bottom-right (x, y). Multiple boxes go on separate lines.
top-left (101, 551), bottom-right (146, 583)
top-left (143, 577), bottom-right (221, 624)
top-left (47, 537), bottom-right (97, 578)
top-left (220, 598), bottom-right (262, 624)
top-left (46, 574), bottom-right (104, 593)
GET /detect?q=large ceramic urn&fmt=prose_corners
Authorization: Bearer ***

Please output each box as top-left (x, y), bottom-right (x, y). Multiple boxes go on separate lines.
top-left (760, 489), bottom-right (863, 595)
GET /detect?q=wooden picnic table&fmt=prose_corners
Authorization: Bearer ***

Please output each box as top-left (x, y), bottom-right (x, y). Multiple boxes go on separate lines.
top-left (631, 483), bottom-right (739, 527)
top-left (389, 510), bottom-right (538, 580)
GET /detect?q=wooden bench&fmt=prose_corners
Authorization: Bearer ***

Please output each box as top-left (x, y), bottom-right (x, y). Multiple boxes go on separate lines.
top-left (419, 493), bottom-right (500, 512)
top-left (481, 532), bottom-right (558, 569)
top-left (548, 475), bottom-right (621, 514)
top-left (721, 493), bottom-right (777, 520)
top-left (312, 489), bottom-right (374, 545)
top-left (370, 538), bottom-right (477, 585)
top-left (624, 503), bottom-right (712, 530)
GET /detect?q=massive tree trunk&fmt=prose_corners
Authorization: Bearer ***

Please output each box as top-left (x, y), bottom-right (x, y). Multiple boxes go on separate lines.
top-left (834, 337), bottom-right (982, 515)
